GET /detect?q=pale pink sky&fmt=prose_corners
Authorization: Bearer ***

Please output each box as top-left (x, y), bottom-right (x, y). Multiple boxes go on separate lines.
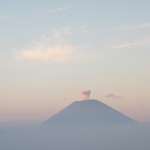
top-left (0, 0), bottom-right (150, 125)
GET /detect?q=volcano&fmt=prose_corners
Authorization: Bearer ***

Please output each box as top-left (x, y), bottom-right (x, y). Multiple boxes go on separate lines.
top-left (43, 99), bottom-right (136, 127)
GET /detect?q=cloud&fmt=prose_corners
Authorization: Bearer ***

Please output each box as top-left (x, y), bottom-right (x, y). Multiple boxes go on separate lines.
top-left (16, 28), bottom-right (75, 63)
top-left (47, 6), bottom-right (69, 14)
top-left (78, 25), bottom-right (88, 34)
top-left (17, 46), bottom-right (74, 63)
top-left (113, 37), bottom-right (150, 49)
top-left (113, 42), bottom-right (136, 49)
top-left (106, 93), bottom-right (122, 99)
top-left (15, 27), bottom-right (101, 64)
top-left (0, 15), bottom-right (7, 21)
top-left (118, 23), bottom-right (150, 30)
top-left (36, 6), bottom-right (69, 18)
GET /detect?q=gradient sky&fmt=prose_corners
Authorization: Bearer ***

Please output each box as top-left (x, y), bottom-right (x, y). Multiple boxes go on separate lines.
top-left (0, 0), bottom-right (150, 125)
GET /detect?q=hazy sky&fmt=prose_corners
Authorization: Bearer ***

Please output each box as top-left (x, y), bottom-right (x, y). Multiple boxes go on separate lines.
top-left (0, 0), bottom-right (150, 125)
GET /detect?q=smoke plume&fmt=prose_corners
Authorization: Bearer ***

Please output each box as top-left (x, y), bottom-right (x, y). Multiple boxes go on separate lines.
top-left (82, 90), bottom-right (91, 100)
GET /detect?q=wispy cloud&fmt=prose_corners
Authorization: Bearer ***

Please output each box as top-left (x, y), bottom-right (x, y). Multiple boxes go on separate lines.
top-left (36, 6), bottom-right (69, 18)
top-left (16, 28), bottom-right (75, 63)
top-left (0, 15), bottom-right (7, 21)
top-left (15, 27), bottom-right (101, 64)
top-left (78, 25), bottom-right (88, 34)
top-left (106, 93), bottom-right (122, 99)
top-left (47, 6), bottom-right (69, 15)
top-left (17, 46), bottom-right (74, 63)
top-left (113, 37), bottom-right (150, 49)
top-left (113, 41), bottom-right (137, 49)
top-left (118, 23), bottom-right (150, 30)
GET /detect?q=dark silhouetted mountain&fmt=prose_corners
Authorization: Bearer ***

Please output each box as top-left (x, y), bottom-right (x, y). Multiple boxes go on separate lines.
top-left (43, 99), bottom-right (136, 128)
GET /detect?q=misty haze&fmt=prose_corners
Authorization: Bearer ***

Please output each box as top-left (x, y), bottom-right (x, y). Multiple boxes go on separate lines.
top-left (1, 99), bottom-right (150, 150)
top-left (1, 119), bottom-right (150, 150)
